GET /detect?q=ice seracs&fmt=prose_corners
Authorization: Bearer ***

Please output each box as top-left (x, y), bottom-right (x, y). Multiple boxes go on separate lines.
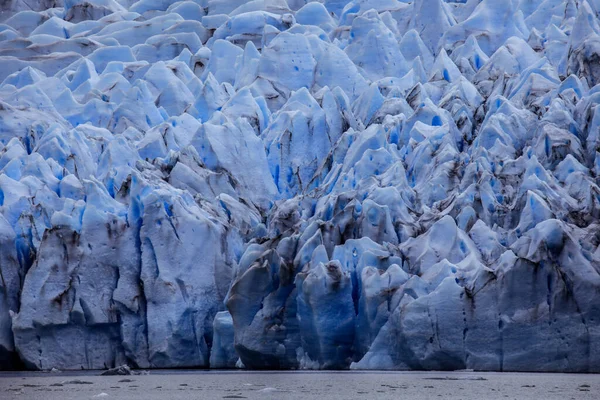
top-left (0, 0), bottom-right (599, 372)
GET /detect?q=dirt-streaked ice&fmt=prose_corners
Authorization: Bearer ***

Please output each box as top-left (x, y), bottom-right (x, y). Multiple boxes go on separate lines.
top-left (0, 0), bottom-right (600, 372)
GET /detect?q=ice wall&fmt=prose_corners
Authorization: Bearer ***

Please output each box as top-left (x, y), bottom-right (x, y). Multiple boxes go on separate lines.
top-left (0, 0), bottom-right (600, 372)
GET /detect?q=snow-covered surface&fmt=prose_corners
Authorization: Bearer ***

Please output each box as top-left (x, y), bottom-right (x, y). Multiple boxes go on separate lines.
top-left (0, 0), bottom-right (599, 372)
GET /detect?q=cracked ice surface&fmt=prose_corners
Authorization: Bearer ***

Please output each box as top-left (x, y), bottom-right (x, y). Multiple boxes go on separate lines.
top-left (0, 0), bottom-right (600, 372)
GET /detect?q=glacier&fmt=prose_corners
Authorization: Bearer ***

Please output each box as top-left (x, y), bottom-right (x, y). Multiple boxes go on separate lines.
top-left (0, 0), bottom-right (600, 372)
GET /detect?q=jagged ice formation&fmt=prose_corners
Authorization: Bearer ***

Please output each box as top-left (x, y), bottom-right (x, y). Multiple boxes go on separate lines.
top-left (1, 0), bottom-right (600, 372)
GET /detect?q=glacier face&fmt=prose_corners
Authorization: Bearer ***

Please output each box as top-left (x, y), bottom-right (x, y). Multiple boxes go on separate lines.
top-left (0, 0), bottom-right (600, 372)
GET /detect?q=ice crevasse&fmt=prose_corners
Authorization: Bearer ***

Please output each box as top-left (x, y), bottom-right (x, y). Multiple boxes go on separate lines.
top-left (0, 0), bottom-right (600, 372)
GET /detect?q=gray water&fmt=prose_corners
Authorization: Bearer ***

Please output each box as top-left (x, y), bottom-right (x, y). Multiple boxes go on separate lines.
top-left (0, 370), bottom-right (598, 399)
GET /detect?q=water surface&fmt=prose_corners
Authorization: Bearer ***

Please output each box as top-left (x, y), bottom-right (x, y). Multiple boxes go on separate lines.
top-left (0, 370), bottom-right (598, 399)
